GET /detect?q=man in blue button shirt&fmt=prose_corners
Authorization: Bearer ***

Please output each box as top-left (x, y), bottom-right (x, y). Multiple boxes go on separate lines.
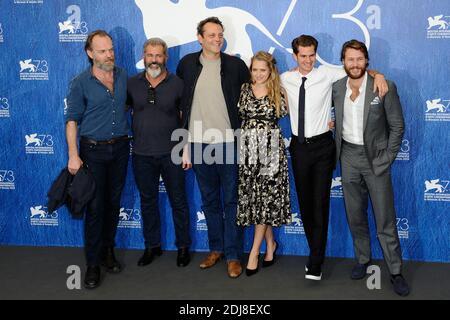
top-left (65, 30), bottom-right (130, 289)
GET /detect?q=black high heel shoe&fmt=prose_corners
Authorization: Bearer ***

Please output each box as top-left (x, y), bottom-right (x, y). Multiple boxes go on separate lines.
top-left (262, 240), bottom-right (278, 268)
top-left (245, 254), bottom-right (260, 276)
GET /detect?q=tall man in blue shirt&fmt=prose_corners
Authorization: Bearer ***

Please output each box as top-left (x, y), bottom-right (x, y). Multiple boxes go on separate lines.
top-left (65, 30), bottom-right (130, 289)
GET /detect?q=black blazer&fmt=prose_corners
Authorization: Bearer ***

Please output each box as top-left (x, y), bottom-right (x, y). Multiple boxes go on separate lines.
top-left (47, 166), bottom-right (95, 217)
top-left (176, 50), bottom-right (250, 131)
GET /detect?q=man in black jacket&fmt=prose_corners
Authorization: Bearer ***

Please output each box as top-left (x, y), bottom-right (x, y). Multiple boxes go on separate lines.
top-left (176, 16), bottom-right (250, 278)
top-left (127, 37), bottom-right (192, 268)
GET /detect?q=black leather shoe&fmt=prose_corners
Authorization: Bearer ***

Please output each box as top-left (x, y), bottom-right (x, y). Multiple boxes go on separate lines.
top-left (84, 265), bottom-right (101, 289)
top-left (177, 247), bottom-right (190, 267)
top-left (245, 254), bottom-right (259, 277)
top-left (391, 274), bottom-right (410, 297)
top-left (351, 262), bottom-right (370, 280)
top-left (262, 240), bottom-right (278, 268)
top-left (245, 267), bottom-right (259, 276)
top-left (138, 246), bottom-right (163, 266)
top-left (305, 265), bottom-right (322, 281)
top-left (101, 247), bottom-right (122, 273)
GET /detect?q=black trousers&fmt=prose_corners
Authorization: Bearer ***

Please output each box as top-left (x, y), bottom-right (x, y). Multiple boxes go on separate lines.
top-left (133, 153), bottom-right (191, 249)
top-left (79, 139), bottom-right (130, 266)
top-left (289, 132), bottom-right (335, 267)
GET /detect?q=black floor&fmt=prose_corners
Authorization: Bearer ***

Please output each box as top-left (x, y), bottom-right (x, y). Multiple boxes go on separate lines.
top-left (1, 246), bottom-right (449, 300)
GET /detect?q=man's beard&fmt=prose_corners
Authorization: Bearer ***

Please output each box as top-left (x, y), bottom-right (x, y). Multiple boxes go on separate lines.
top-left (344, 65), bottom-right (366, 79)
top-left (95, 58), bottom-right (115, 72)
top-left (146, 62), bottom-right (165, 78)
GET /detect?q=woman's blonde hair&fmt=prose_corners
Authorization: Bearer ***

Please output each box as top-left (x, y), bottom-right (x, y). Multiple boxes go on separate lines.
top-left (250, 51), bottom-right (282, 116)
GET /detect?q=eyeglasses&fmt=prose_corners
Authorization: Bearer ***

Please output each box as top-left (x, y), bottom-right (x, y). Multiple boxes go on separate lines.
top-left (147, 86), bottom-right (156, 104)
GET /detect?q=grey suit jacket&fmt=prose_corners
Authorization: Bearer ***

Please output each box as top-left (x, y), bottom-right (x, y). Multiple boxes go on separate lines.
top-left (333, 75), bottom-right (405, 176)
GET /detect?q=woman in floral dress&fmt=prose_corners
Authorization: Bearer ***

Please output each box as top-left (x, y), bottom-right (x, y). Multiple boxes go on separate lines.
top-left (236, 51), bottom-right (291, 276)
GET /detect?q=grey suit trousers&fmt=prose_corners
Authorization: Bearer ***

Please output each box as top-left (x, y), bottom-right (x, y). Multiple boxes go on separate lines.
top-left (340, 140), bottom-right (403, 275)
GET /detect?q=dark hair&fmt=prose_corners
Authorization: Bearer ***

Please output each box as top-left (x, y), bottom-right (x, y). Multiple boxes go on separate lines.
top-left (197, 16), bottom-right (224, 36)
top-left (340, 39), bottom-right (369, 66)
top-left (291, 35), bottom-right (318, 54)
top-left (84, 30), bottom-right (113, 65)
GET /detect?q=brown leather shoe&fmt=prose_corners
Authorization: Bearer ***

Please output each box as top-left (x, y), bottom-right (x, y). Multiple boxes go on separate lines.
top-left (227, 261), bottom-right (242, 278)
top-left (199, 251), bottom-right (224, 269)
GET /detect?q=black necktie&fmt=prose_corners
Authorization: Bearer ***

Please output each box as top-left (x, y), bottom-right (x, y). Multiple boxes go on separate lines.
top-left (297, 77), bottom-right (307, 143)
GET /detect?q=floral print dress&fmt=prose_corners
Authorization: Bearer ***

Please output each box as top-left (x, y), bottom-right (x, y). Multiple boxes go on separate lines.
top-left (236, 83), bottom-right (291, 226)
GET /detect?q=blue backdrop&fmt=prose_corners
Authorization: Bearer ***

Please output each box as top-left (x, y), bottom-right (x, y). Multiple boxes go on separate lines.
top-left (0, 0), bottom-right (449, 263)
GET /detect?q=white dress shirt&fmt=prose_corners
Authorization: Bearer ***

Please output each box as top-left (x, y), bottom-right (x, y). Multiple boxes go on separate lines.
top-left (281, 65), bottom-right (346, 137)
top-left (342, 72), bottom-right (367, 145)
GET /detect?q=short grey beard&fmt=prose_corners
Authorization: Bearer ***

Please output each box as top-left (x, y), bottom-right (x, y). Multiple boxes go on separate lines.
top-left (96, 61), bottom-right (114, 72)
top-left (146, 66), bottom-right (162, 79)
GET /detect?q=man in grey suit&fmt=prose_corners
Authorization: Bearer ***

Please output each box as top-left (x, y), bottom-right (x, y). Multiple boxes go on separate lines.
top-left (332, 39), bottom-right (409, 296)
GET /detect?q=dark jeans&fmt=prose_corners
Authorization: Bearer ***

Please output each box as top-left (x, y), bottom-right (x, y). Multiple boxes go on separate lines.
top-left (191, 143), bottom-right (243, 261)
top-left (289, 133), bottom-right (335, 267)
top-left (79, 139), bottom-right (130, 266)
top-left (133, 153), bottom-right (191, 249)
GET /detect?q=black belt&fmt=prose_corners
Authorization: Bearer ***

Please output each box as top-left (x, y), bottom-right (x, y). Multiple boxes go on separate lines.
top-left (80, 135), bottom-right (129, 145)
top-left (293, 131), bottom-right (332, 144)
